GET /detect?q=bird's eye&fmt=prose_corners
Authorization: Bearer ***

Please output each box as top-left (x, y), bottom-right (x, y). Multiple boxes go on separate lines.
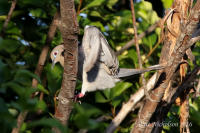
top-left (53, 51), bottom-right (58, 57)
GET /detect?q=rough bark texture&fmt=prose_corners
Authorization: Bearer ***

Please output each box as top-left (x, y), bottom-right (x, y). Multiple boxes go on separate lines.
top-left (54, 0), bottom-right (79, 126)
top-left (132, 0), bottom-right (200, 133)
top-left (151, 67), bottom-right (199, 133)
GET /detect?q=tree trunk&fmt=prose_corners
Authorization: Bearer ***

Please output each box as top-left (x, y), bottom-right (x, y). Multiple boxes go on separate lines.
top-left (54, 0), bottom-right (79, 126)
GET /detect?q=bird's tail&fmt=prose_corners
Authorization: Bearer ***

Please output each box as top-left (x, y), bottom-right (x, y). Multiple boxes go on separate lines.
top-left (117, 64), bottom-right (165, 78)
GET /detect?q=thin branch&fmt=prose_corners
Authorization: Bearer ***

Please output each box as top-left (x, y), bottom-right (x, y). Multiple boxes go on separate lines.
top-left (116, 22), bottom-right (159, 56)
top-left (129, 0), bottom-right (142, 69)
top-left (1, 0), bottom-right (17, 36)
top-left (106, 73), bottom-right (158, 133)
top-left (143, 35), bottom-right (161, 62)
top-left (11, 111), bottom-right (28, 133)
top-left (116, 8), bottom-right (176, 56)
top-left (11, 11), bottom-right (59, 133)
top-left (189, 35), bottom-right (200, 44)
top-left (196, 78), bottom-right (200, 97)
top-left (32, 11), bottom-right (60, 89)
top-left (77, 0), bottom-right (83, 15)
top-left (129, 0), bottom-right (150, 106)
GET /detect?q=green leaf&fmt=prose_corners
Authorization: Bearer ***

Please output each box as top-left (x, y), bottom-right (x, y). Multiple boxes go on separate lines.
top-left (28, 118), bottom-right (67, 133)
top-left (30, 8), bottom-right (47, 18)
top-left (73, 103), bottom-right (102, 129)
top-left (0, 98), bottom-right (8, 113)
top-left (0, 0), bottom-right (9, 15)
top-left (0, 38), bottom-right (21, 53)
top-left (161, 0), bottom-right (173, 9)
top-left (89, 21), bottom-right (105, 31)
top-left (149, 11), bottom-right (159, 24)
top-left (110, 82), bottom-right (132, 99)
top-left (143, 33), bottom-right (157, 48)
top-left (107, 0), bottom-right (118, 10)
top-left (14, 69), bottom-right (41, 85)
top-left (111, 97), bottom-right (122, 108)
top-left (84, 0), bottom-right (105, 10)
top-left (139, 1), bottom-right (153, 11)
top-left (0, 60), bottom-right (11, 84)
top-left (18, 0), bottom-right (46, 7)
top-left (35, 100), bottom-right (47, 111)
top-left (45, 63), bottom-right (63, 94)
top-left (95, 92), bottom-right (110, 103)
top-left (74, 103), bottom-right (102, 117)
top-left (2, 81), bottom-right (25, 96)
top-left (90, 11), bottom-right (101, 18)
top-left (37, 84), bottom-right (49, 95)
top-left (127, 49), bottom-right (138, 67)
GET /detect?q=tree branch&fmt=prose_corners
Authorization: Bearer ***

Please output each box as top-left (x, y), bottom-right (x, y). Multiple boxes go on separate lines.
top-left (116, 22), bottom-right (159, 56)
top-left (54, 0), bottom-right (79, 130)
top-left (77, 0), bottom-right (83, 15)
top-left (106, 72), bottom-right (158, 133)
top-left (132, 0), bottom-right (200, 132)
top-left (1, 0), bottom-right (17, 36)
top-left (152, 66), bottom-right (200, 133)
top-left (129, 0), bottom-right (142, 69)
top-left (116, 7), bottom-right (176, 56)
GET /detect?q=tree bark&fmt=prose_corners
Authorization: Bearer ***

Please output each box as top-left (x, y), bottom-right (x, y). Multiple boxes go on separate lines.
top-left (54, 0), bottom-right (79, 126)
top-left (132, 0), bottom-right (200, 132)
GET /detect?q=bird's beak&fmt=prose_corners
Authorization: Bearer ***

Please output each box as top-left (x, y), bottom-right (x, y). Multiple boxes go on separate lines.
top-left (51, 58), bottom-right (56, 69)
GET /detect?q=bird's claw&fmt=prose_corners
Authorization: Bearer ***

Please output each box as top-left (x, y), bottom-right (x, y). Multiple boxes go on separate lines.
top-left (74, 93), bottom-right (84, 104)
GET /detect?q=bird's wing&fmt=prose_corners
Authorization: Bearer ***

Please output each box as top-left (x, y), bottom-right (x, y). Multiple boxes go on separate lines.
top-left (82, 26), bottom-right (119, 75)
top-left (99, 32), bottom-right (119, 75)
top-left (82, 26), bottom-right (101, 72)
top-left (117, 64), bottom-right (165, 78)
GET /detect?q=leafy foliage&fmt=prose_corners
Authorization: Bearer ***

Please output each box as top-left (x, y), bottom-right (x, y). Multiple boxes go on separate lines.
top-left (0, 0), bottom-right (199, 133)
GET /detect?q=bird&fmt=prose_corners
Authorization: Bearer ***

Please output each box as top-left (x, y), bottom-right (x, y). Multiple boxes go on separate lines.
top-left (51, 25), bottom-right (165, 98)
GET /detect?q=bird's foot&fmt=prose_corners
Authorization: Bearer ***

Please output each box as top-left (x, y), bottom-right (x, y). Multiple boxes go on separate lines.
top-left (74, 93), bottom-right (84, 104)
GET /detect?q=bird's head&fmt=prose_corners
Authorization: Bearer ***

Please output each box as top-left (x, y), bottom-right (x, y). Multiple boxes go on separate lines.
top-left (50, 45), bottom-right (64, 69)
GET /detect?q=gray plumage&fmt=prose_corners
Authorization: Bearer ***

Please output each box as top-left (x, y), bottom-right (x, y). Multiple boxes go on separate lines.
top-left (50, 25), bottom-right (164, 97)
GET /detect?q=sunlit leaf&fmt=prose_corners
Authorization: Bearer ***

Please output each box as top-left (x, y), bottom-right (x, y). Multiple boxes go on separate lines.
top-left (37, 84), bottom-right (49, 95)
top-left (161, 0), bottom-right (173, 9)
top-left (84, 0), bottom-right (105, 10)
top-left (110, 82), bottom-right (132, 99)
top-left (30, 8), bottom-right (47, 18)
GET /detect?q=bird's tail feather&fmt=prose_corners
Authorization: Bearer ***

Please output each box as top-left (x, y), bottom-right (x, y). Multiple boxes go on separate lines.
top-left (117, 64), bottom-right (165, 78)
